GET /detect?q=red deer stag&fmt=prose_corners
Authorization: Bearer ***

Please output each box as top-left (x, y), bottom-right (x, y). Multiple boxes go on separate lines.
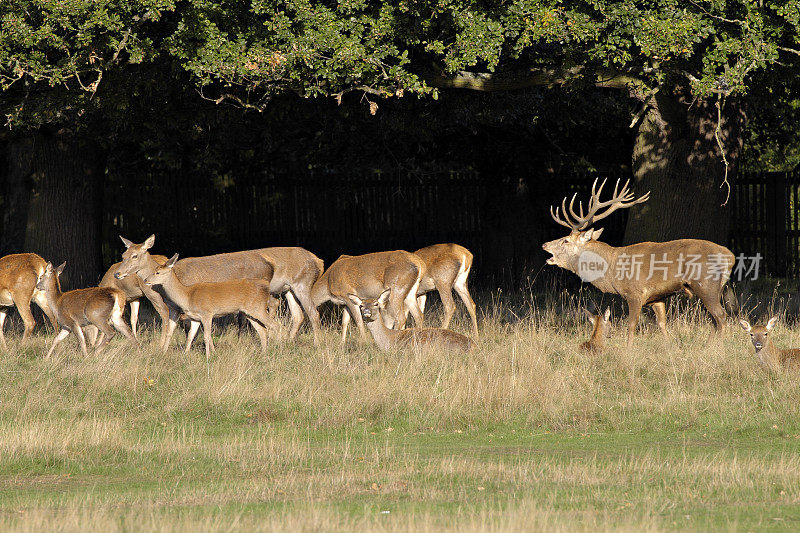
top-left (543, 178), bottom-right (734, 345)
top-left (0, 253), bottom-right (57, 350)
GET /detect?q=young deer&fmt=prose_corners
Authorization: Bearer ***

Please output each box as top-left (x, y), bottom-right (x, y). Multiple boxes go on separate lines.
top-left (739, 317), bottom-right (800, 371)
top-left (347, 289), bottom-right (474, 353)
top-left (36, 262), bottom-right (137, 358)
top-left (142, 254), bottom-right (281, 359)
top-left (580, 308), bottom-right (611, 353)
top-left (0, 253), bottom-right (58, 350)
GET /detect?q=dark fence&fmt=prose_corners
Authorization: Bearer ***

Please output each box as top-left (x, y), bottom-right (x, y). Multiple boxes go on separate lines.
top-left (102, 167), bottom-right (800, 283)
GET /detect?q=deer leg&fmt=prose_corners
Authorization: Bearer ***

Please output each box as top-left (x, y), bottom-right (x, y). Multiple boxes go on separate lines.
top-left (201, 317), bottom-right (215, 361)
top-left (344, 301), bottom-right (368, 341)
top-left (403, 288), bottom-right (424, 329)
top-left (698, 291), bottom-right (727, 332)
top-left (417, 294), bottom-right (428, 314)
top-left (650, 301), bottom-right (669, 337)
top-left (74, 325), bottom-right (90, 357)
top-left (453, 276), bottom-right (479, 337)
top-left (111, 309), bottom-right (138, 348)
top-left (247, 317), bottom-right (269, 355)
top-left (46, 328), bottom-right (71, 359)
top-left (13, 291), bottom-right (36, 343)
top-left (185, 320), bottom-right (201, 355)
top-left (0, 309), bottom-right (8, 351)
top-left (85, 325), bottom-right (99, 347)
top-left (341, 307), bottom-right (351, 344)
top-left (626, 299), bottom-right (643, 347)
top-left (129, 300), bottom-right (141, 339)
top-left (293, 288), bottom-right (322, 346)
top-left (285, 291), bottom-right (304, 341)
top-left (435, 281), bottom-right (457, 330)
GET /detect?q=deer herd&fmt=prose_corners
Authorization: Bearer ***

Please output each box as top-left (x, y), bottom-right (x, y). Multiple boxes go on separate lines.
top-left (0, 179), bottom-right (796, 370)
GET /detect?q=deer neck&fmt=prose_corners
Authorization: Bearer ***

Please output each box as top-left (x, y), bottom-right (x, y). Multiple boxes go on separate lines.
top-left (41, 277), bottom-right (64, 320)
top-left (755, 339), bottom-right (781, 369)
top-left (577, 241), bottom-right (618, 294)
top-left (156, 270), bottom-right (193, 311)
top-left (364, 310), bottom-right (398, 350)
top-left (137, 252), bottom-right (163, 280)
top-left (590, 323), bottom-right (605, 348)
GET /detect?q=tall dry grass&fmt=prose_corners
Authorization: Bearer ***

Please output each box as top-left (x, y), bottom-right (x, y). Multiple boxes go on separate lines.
top-left (1, 291), bottom-right (799, 530)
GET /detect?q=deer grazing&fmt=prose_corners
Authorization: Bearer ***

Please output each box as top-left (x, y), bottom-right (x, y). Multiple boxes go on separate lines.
top-left (412, 244), bottom-right (478, 337)
top-left (36, 262), bottom-right (137, 357)
top-left (739, 317), bottom-right (800, 371)
top-left (543, 178), bottom-right (735, 345)
top-left (0, 253), bottom-right (58, 350)
top-left (113, 235), bottom-right (323, 350)
top-left (142, 254), bottom-right (281, 359)
top-left (348, 289), bottom-right (474, 353)
top-left (312, 251), bottom-right (426, 342)
top-left (580, 307), bottom-right (611, 353)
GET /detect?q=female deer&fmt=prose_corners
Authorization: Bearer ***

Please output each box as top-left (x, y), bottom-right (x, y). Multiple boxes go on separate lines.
top-left (580, 308), bottom-right (611, 353)
top-left (739, 317), bottom-right (800, 371)
top-left (36, 262), bottom-right (137, 357)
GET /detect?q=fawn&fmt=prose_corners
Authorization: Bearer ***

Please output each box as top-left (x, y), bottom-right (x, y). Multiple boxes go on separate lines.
top-left (580, 307), bottom-right (611, 353)
top-left (142, 254), bottom-right (281, 359)
top-left (36, 262), bottom-right (138, 358)
top-left (739, 317), bottom-right (800, 371)
top-left (347, 288), bottom-right (474, 353)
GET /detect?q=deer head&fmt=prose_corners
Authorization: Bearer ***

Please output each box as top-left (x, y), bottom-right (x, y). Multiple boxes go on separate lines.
top-left (348, 289), bottom-right (391, 324)
top-left (542, 178), bottom-right (649, 272)
top-left (739, 316), bottom-right (778, 352)
top-left (36, 261), bottom-right (66, 291)
top-left (143, 253), bottom-right (178, 287)
top-left (115, 234), bottom-right (156, 280)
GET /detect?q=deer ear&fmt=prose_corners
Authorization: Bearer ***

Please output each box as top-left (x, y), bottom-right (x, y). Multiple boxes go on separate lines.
top-left (739, 319), bottom-right (752, 332)
top-left (55, 262), bottom-right (66, 276)
top-left (166, 254), bottom-right (179, 268)
top-left (578, 231), bottom-right (593, 244)
top-left (591, 228), bottom-right (604, 241)
top-left (377, 288), bottom-right (391, 307)
top-left (603, 308), bottom-right (611, 321)
top-left (347, 293), bottom-right (362, 306)
top-left (766, 316), bottom-right (778, 331)
top-left (142, 234), bottom-right (156, 250)
top-left (120, 235), bottom-right (134, 248)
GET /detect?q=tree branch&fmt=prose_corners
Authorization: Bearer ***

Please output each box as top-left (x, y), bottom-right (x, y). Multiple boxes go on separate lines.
top-left (426, 66), bottom-right (644, 92)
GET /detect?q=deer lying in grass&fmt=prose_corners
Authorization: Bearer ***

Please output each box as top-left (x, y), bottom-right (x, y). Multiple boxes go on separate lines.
top-left (348, 289), bottom-right (474, 353)
top-left (143, 254), bottom-right (281, 359)
top-left (0, 253), bottom-right (58, 350)
top-left (580, 308), bottom-right (611, 353)
top-left (739, 317), bottom-right (800, 371)
top-left (36, 262), bottom-right (137, 358)
top-left (543, 178), bottom-right (735, 346)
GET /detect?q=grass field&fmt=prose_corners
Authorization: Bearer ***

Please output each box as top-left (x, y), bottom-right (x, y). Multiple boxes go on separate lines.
top-left (2, 294), bottom-right (800, 531)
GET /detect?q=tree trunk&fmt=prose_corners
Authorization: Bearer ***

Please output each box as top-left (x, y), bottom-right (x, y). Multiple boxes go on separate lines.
top-left (20, 132), bottom-right (105, 288)
top-left (623, 92), bottom-right (745, 245)
top-left (1, 138), bottom-right (35, 255)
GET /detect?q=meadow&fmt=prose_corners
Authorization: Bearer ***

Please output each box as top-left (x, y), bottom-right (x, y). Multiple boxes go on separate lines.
top-left (1, 291), bottom-right (800, 532)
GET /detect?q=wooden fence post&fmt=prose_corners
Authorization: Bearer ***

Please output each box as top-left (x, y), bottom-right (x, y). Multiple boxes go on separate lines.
top-left (766, 172), bottom-right (788, 276)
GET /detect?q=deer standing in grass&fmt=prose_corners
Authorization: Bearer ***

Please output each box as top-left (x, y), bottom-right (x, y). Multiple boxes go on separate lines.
top-left (0, 253), bottom-right (57, 350)
top-left (348, 289), bottom-right (474, 353)
top-left (113, 235), bottom-right (323, 350)
top-left (580, 308), bottom-right (611, 353)
top-left (143, 254), bottom-right (281, 359)
top-left (543, 178), bottom-right (735, 345)
top-left (312, 251), bottom-right (426, 343)
top-left (36, 262), bottom-right (137, 358)
top-left (739, 317), bottom-right (800, 371)
top-left (411, 244), bottom-right (478, 337)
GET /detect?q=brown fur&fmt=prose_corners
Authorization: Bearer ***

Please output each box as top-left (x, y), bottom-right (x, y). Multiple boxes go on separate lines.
top-left (36, 262), bottom-right (137, 357)
top-left (312, 251), bottom-right (426, 343)
top-left (740, 317), bottom-right (800, 371)
top-left (0, 253), bottom-right (58, 349)
top-left (413, 244), bottom-right (478, 337)
top-left (580, 308), bottom-right (611, 353)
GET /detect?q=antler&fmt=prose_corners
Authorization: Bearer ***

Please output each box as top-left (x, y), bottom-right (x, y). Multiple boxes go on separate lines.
top-left (550, 178), bottom-right (650, 231)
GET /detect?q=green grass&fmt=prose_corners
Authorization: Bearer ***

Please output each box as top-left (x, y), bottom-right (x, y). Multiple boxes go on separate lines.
top-left (2, 299), bottom-right (800, 531)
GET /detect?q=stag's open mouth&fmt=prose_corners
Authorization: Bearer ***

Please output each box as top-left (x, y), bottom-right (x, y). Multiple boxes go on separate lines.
top-left (546, 257), bottom-right (556, 265)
